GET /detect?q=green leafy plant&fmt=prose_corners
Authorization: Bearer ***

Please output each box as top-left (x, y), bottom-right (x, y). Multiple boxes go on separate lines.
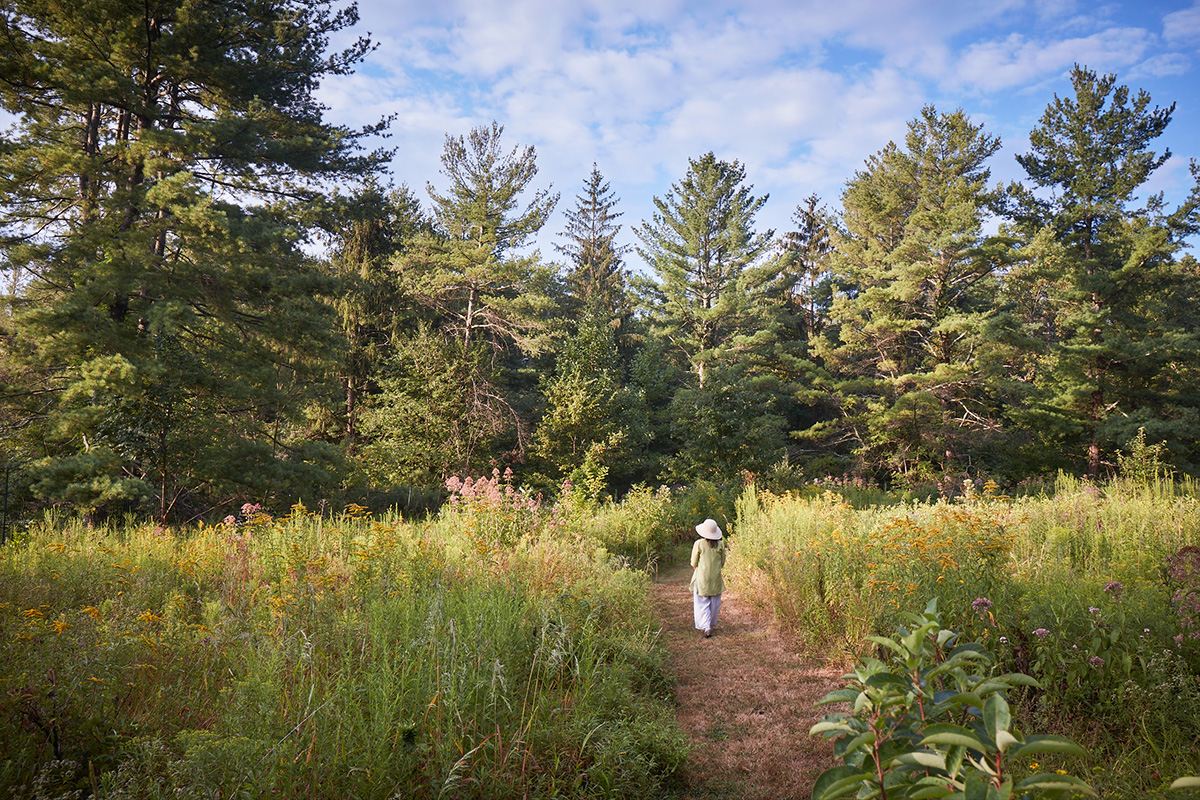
top-left (810, 600), bottom-right (1095, 799)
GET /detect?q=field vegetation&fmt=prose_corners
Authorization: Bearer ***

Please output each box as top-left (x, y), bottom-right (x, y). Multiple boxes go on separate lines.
top-left (6, 467), bottom-right (1200, 798)
top-left (0, 479), bottom-right (689, 799)
top-left (731, 472), bottom-right (1200, 797)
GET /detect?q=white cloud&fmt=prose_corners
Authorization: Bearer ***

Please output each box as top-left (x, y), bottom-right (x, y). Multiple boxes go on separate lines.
top-left (314, 0), bottom-right (1198, 263)
top-left (1164, 3), bottom-right (1200, 47)
top-left (1127, 53), bottom-right (1192, 79)
top-left (951, 27), bottom-right (1155, 92)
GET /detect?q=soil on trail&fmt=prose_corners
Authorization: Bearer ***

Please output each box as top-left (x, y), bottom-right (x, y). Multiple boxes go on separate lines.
top-left (651, 558), bottom-right (843, 800)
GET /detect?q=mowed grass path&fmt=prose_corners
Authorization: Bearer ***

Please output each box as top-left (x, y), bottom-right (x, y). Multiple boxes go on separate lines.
top-left (651, 556), bottom-right (841, 800)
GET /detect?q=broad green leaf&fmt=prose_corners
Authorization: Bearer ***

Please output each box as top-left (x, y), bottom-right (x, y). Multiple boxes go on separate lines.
top-left (993, 673), bottom-right (1040, 689)
top-left (892, 750), bottom-right (947, 771)
top-left (909, 788), bottom-right (955, 800)
top-left (983, 694), bottom-right (1011, 740)
top-left (866, 672), bottom-right (911, 691)
top-left (934, 692), bottom-right (983, 710)
top-left (919, 724), bottom-right (986, 752)
top-left (964, 771), bottom-right (991, 800)
top-left (818, 689), bottom-right (861, 706)
top-left (811, 721), bottom-right (856, 736)
top-left (904, 623), bottom-right (938, 655)
top-left (842, 730), bottom-right (877, 755)
top-left (866, 635), bottom-right (907, 657)
top-left (945, 745), bottom-right (965, 780)
top-left (1013, 774), bottom-right (1096, 796)
top-left (995, 730), bottom-right (1018, 753)
top-left (1006, 735), bottom-right (1087, 760)
top-left (811, 765), bottom-right (874, 800)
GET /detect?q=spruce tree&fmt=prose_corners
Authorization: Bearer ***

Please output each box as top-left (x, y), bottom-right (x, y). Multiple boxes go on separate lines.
top-left (556, 165), bottom-right (631, 328)
top-left (0, 0), bottom-right (388, 518)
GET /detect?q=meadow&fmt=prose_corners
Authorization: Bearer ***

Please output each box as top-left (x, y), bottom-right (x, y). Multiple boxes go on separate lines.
top-left (4, 471), bottom-right (1200, 798)
top-left (730, 474), bottom-right (1200, 798)
top-left (0, 477), bottom-right (688, 799)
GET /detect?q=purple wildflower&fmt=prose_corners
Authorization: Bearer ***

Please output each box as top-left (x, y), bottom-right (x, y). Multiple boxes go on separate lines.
top-left (1032, 628), bottom-right (1050, 639)
top-left (1104, 581), bottom-right (1124, 599)
top-left (1089, 656), bottom-right (1104, 667)
top-left (972, 597), bottom-right (993, 613)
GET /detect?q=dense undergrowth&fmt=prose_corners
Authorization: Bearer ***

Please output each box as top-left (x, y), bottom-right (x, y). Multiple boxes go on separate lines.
top-left (0, 479), bottom-right (696, 799)
top-left (731, 474), bottom-right (1200, 798)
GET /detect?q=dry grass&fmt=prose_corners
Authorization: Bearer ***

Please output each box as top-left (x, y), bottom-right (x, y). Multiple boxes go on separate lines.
top-left (651, 557), bottom-right (842, 800)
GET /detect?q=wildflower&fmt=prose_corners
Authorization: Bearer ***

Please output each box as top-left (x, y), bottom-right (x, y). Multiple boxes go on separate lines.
top-left (999, 636), bottom-right (1008, 643)
top-left (224, 515), bottom-right (237, 526)
top-left (1104, 581), bottom-right (1124, 599)
top-left (1088, 606), bottom-right (1100, 614)
top-left (1089, 656), bottom-right (1104, 667)
top-left (1032, 628), bottom-right (1050, 639)
top-left (972, 597), bottom-right (993, 613)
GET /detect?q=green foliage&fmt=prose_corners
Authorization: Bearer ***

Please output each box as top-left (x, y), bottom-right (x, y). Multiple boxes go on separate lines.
top-left (811, 600), bottom-right (1094, 800)
top-left (0, 0), bottom-right (388, 519)
top-left (735, 478), bottom-right (1200, 796)
top-left (1004, 66), bottom-right (1200, 477)
top-left (816, 106), bottom-right (1009, 481)
top-left (0, 505), bottom-right (687, 798)
top-left (634, 151), bottom-right (776, 389)
top-left (556, 164), bottom-right (632, 328)
top-left (374, 123), bottom-right (559, 480)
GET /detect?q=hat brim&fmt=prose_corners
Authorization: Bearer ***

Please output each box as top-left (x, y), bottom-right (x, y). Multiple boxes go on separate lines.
top-left (696, 520), bottom-right (723, 540)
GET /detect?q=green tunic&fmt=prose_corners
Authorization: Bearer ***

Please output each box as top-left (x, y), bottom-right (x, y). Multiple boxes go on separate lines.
top-left (690, 538), bottom-right (726, 596)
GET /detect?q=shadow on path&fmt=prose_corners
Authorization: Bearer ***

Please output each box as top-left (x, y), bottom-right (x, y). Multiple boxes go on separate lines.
top-left (652, 559), bottom-right (842, 800)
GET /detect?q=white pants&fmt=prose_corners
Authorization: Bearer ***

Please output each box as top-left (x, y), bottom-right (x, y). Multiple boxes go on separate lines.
top-left (693, 592), bottom-right (722, 632)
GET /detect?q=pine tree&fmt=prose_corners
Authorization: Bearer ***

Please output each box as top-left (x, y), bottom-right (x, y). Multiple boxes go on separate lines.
top-left (368, 123), bottom-right (559, 479)
top-left (0, 0), bottom-right (388, 518)
top-left (634, 152), bottom-right (775, 389)
top-left (1006, 66), bottom-right (1200, 475)
top-left (816, 107), bottom-right (1006, 481)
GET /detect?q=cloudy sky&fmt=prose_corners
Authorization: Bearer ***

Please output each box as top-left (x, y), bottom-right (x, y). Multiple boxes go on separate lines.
top-left (319, 0), bottom-right (1200, 266)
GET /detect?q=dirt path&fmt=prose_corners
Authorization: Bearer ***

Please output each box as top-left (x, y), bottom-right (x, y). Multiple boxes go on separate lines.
top-left (652, 559), bottom-right (843, 800)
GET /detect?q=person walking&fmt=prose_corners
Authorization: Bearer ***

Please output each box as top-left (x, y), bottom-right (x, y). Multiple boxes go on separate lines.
top-left (690, 518), bottom-right (726, 638)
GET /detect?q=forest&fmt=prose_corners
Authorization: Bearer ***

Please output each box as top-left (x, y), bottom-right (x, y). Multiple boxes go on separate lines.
top-left (2, 0), bottom-right (1200, 523)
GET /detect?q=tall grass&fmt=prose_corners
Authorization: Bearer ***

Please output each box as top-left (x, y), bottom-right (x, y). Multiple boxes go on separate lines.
top-left (0, 501), bottom-right (687, 798)
top-left (730, 478), bottom-right (1200, 798)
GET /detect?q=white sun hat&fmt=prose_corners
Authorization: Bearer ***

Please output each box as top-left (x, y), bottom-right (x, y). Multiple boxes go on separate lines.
top-left (695, 518), bottom-right (723, 540)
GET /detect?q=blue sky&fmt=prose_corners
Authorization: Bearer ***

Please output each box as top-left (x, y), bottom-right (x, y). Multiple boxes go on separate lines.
top-left (321, 0), bottom-right (1200, 266)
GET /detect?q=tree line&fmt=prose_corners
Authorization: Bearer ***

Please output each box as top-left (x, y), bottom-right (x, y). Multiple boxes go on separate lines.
top-left (2, 0), bottom-right (1199, 520)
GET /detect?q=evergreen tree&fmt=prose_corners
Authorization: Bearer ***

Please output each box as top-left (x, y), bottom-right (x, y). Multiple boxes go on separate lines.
top-left (816, 107), bottom-right (1006, 481)
top-left (319, 183), bottom-right (429, 446)
top-left (634, 153), bottom-right (801, 483)
top-left (780, 194), bottom-right (836, 340)
top-left (634, 152), bottom-right (775, 389)
top-left (0, 0), bottom-right (388, 518)
top-left (556, 165), bottom-right (631, 328)
top-left (1006, 66), bottom-right (1200, 475)
top-left (366, 123), bottom-right (558, 479)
